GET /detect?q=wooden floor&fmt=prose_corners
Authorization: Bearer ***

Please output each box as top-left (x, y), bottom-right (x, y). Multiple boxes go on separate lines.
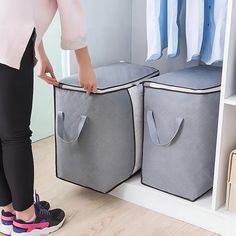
top-left (2, 137), bottom-right (219, 236)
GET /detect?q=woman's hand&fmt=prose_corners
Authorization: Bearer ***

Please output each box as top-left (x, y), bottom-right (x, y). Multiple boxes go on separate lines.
top-left (80, 65), bottom-right (97, 94)
top-left (36, 42), bottom-right (59, 86)
top-left (75, 47), bottom-right (97, 94)
top-left (38, 57), bottom-right (59, 86)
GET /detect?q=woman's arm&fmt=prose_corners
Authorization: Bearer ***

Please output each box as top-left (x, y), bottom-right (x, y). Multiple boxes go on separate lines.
top-left (36, 41), bottom-right (59, 86)
top-left (37, 41), bottom-right (97, 93)
top-left (57, 0), bottom-right (97, 94)
top-left (75, 47), bottom-right (97, 94)
top-left (37, 0), bottom-right (97, 93)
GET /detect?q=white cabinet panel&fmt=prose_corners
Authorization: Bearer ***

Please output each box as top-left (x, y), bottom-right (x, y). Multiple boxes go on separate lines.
top-left (212, 0), bottom-right (236, 211)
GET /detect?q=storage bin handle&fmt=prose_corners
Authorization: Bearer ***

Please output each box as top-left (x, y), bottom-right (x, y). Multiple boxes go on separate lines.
top-left (57, 111), bottom-right (87, 144)
top-left (147, 110), bottom-right (184, 147)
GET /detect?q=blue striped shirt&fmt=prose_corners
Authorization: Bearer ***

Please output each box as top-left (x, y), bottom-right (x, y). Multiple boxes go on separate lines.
top-left (146, 0), bottom-right (182, 61)
top-left (147, 0), bottom-right (228, 65)
top-left (186, 0), bottom-right (228, 64)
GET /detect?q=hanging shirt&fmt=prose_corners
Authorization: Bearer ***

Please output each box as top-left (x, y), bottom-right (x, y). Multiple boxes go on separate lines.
top-left (167, 0), bottom-right (182, 58)
top-left (201, 0), bottom-right (228, 64)
top-left (146, 0), bottom-right (182, 61)
top-left (185, 0), bottom-right (205, 62)
top-left (146, 0), bottom-right (167, 61)
top-left (186, 0), bottom-right (228, 64)
top-left (0, 0), bottom-right (87, 70)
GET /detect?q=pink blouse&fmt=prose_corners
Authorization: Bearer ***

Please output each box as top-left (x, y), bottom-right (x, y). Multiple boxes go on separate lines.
top-left (0, 0), bottom-right (87, 69)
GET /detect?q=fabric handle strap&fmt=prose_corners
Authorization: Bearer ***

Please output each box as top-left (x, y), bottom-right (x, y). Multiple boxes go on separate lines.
top-left (147, 110), bottom-right (184, 147)
top-left (57, 111), bottom-right (87, 144)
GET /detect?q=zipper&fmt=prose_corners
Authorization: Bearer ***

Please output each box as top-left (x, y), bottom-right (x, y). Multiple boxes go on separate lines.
top-left (60, 71), bottom-right (159, 94)
top-left (145, 82), bottom-right (221, 94)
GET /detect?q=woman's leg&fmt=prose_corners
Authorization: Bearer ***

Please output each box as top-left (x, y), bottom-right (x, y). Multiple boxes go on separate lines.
top-left (0, 33), bottom-right (35, 216)
top-left (0, 141), bottom-right (13, 210)
top-left (0, 32), bottom-right (65, 235)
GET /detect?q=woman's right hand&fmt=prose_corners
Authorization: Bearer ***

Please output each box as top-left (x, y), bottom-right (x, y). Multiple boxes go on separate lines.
top-left (37, 42), bottom-right (59, 86)
top-left (75, 47), bottom-right (97, 94)
top-left (79, 64), bottom-right (97, 94)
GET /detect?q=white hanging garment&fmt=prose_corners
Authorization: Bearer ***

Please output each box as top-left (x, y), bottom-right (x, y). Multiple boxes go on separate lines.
top-left (146, 0), bottom-right (182, 61)
top-left (185, 0), bottom-right (205, 62)
top-left (146, 0), bottom-right (167, 61)
top-left (201, 0), bottom-right (228, 64)
top-left (167, 0), bottom-right (182, 58)
top-left (186, 0), bottom-right (228, 64)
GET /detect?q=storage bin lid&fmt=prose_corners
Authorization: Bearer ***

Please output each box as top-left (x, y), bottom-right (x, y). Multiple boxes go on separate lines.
top-left (59, 62), bottom-right (159, 93)
top-left (145, 66), bottom-right (222, 93)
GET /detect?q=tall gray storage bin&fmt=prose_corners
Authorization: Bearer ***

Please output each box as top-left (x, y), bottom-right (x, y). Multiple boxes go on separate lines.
top-left (54, 63), bottom-right (159, 193)
top-left (142, 66), bottom-right (221, 201)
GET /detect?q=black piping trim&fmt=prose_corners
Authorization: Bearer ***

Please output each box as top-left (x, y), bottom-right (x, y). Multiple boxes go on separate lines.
top-left (58, 85), bottom-right (135, 95)
top-left (54, 86), bottom-right (59, 178)
top-left (59, 70), bottom-right (160, 92)
top-left (145, 86), bottom-right (221, 95)
top-left (56, 74), bottom-right (160, 96)
top-left (140, 180), bottom-right (213, 202)
top-left (144, 81), bottom-right (221, 91)
top-left (53, 87), bottom-right (141, 193)
top-left (55, 175), bottom-right (134, 194)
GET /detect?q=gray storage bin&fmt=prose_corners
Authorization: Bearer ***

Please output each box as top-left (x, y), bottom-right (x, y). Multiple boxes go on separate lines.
top-left (54, 63), bottom-right (159, 193)
top-left (142, 66), bottom-right (221, 201)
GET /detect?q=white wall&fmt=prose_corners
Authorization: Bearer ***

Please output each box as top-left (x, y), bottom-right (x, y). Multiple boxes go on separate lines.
top-left (68, 0), bottom-right (133, 74)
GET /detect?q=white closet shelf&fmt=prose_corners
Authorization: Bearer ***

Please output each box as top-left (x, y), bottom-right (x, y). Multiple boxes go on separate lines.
top-left (224, 95), bottom-right (236, 106)
top-left (110, 174), bottom-right (235, 235)
top-left (110, 174), bottom-right (236, 236)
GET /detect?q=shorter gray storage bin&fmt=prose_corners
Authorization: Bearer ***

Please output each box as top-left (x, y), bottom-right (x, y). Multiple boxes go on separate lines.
top-left (54, 63), bottom-right (159, 193)
top-left (142, 66), bottom-right (221, 201)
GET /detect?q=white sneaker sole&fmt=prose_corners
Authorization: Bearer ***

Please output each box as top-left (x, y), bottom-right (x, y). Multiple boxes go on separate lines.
top-left (0, 223), bottom-right (13, 235)
top-left (11, 217), bottom-right (65, 236)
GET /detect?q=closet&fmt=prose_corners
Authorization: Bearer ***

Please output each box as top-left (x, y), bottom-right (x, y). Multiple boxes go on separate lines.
top-left (61, 0), bottom-right (236, 235)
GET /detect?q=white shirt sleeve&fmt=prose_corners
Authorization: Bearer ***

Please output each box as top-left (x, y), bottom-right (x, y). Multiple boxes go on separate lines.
top-left (167, 0), bottom-right (182, 58)
top-left (209, 0), bottom-right (228, 64)
top-left (185, 0), bottom-right (204, 61)
top-left (57, 0), bottom-right (88, 50)
top-left (146, 0), bottom-right (168, 61)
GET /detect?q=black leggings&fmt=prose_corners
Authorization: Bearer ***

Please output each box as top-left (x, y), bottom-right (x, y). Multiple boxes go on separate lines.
top-left (0, 32), bottom-right (35, 211)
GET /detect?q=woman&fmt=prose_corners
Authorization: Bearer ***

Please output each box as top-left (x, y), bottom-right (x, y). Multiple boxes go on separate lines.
top-left (0, 0), bottom-right (97, 235)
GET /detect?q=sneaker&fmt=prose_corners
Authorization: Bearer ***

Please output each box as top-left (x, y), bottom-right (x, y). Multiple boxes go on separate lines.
top-left (0, 194), bottom-right (50, 236)
top-left (0, 210), bottom-right (15, 235)
top-left (34, 193), bottom-right (50, 212)
top-left (12, 205), bottom-right (65, 236)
